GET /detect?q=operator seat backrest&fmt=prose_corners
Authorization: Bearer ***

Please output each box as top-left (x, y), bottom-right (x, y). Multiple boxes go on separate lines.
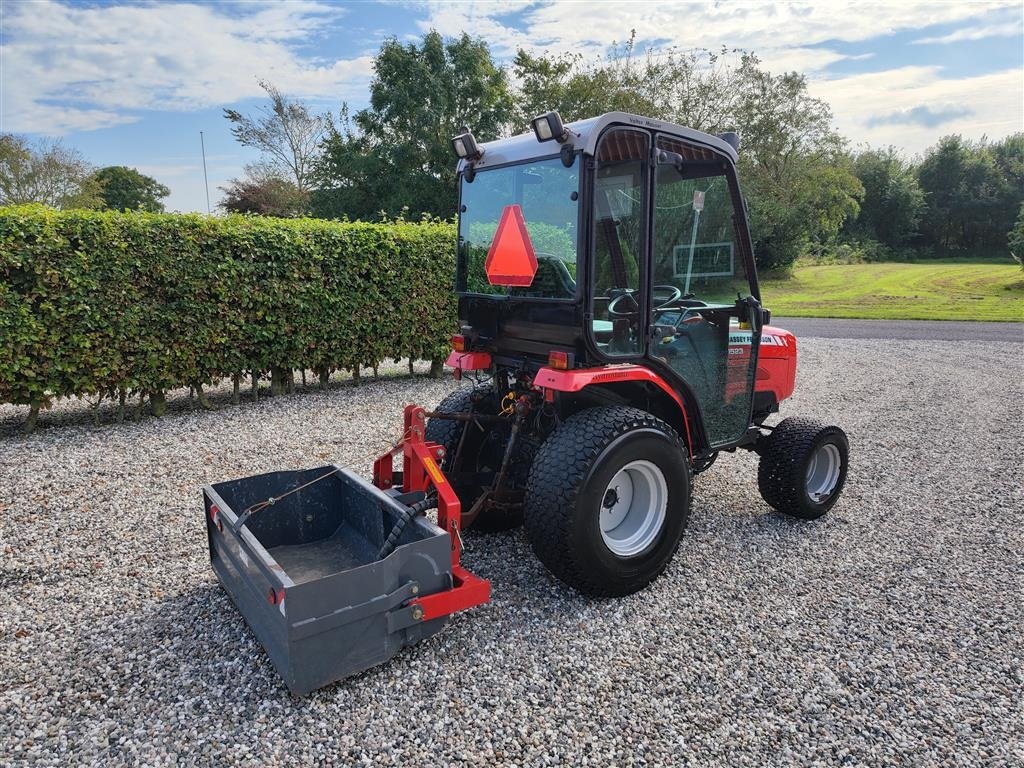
top-left (509, 254), bottom-right (575, 299)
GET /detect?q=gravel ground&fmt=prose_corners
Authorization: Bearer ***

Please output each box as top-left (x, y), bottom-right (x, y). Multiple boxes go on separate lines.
top-left (1, 342), bottom-right (1022, 767)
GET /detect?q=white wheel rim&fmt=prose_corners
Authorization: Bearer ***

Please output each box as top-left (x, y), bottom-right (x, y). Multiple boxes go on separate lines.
top-left (599, 460), bottom-right (668, 557)
top-left (805, 443), bottom-right (841, 502)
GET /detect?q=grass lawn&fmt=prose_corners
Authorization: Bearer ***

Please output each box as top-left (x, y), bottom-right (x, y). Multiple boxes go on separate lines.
top-left (760, 262), bottom-right (1024, 322)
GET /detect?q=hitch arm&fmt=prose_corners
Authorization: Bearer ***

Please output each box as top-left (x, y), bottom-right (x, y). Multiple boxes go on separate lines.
top-left (372, 404), bottom-right (491, 621)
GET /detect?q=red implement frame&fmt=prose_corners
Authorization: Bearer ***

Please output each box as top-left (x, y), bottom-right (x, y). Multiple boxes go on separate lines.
top-left (372, 405), bottom-right (491, 622)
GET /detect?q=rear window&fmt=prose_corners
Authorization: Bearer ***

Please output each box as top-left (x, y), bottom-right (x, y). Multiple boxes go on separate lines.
top-left (456, 157), bottom-right (580, 299)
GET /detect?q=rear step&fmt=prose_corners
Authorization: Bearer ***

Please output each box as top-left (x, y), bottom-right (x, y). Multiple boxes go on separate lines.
top-left (203, 405), bottom-right (489, 694)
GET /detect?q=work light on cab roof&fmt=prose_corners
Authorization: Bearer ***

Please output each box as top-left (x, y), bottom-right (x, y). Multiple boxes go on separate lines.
top-left (531, 111), bottom-right (569, 143)
top-left (451, 127), bottom-right (482, 160)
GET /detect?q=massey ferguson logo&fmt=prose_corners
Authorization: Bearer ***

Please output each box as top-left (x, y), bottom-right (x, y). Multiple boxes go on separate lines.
top-left (729, 333), bottom-right (782, 346)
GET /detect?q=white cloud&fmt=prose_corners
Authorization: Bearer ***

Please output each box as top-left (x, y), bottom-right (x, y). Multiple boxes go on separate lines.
top-left (913, 20), bottom-right (1023, 44)
top-left (0, 0), bottom-right (376, 134)
top-left (809, 66), bottom-right (1024, 156)
top-left (417, 0), bottom-right (1023, 154)
top-left (6, 0), bottom-right (1020, 209)
top-left (754, 47), bottom-right (854, 75)
top-left (419, 0), bottom-right (1018, 59)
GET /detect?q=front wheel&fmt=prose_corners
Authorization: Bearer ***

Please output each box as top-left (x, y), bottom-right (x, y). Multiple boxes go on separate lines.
top-left (523, 407), bottom-right (691, 597)
top-left (757, 417), bottom-right (849, 519)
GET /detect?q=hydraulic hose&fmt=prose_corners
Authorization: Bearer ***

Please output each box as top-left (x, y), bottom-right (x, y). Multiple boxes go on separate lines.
top-left (377, 494), bottom-right (438, 560)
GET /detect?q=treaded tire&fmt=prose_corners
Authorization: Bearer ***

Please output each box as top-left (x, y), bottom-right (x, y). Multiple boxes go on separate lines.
top-left (424, 388), bottom-right (536, 532)
top-left (523, 406), bottom-right (691, 597)
top-left (471, 431), bottom-right (541, 532)
top-left (424, 388), bottom-right (475, 461)
top-left (757, 417), bottom-right (849, 520)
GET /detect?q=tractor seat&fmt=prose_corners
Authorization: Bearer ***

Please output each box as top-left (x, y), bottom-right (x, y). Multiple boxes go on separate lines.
top-left (509, 254), bottom-right (576, 299)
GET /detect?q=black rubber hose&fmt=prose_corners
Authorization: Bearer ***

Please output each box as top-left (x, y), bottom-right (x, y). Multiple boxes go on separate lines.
top-left (377, 495), bottom-right (438, 559)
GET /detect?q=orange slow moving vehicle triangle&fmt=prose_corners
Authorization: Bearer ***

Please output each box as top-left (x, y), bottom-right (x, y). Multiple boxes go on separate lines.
top-left (484, 204), bottom-right (538, 287)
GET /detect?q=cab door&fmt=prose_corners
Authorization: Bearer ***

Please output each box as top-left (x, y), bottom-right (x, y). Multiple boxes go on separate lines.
top-left (647, 135), bottom-right (762, 448)
top-left (587, 127), bottom-right (650, 359)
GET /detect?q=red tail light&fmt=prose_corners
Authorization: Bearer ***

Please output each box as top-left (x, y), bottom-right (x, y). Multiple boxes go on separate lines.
top-left (451, 334), bottom-right (466, 352)
top-left (548, 350), bottom-right (572, 370)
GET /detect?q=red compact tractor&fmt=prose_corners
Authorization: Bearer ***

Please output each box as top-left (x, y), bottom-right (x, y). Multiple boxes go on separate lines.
top-left (204, 112), bottom-right (850, 693)
top-left (432, 111), bottom-right (849, 596)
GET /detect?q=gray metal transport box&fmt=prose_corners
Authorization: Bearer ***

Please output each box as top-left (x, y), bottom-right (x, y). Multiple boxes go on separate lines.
top-left (203, 466), bottom-right (452, 694)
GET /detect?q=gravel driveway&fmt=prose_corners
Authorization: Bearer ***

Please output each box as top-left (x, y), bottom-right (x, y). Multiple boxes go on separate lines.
top-left (2, 341), bottom-right (1022, 766)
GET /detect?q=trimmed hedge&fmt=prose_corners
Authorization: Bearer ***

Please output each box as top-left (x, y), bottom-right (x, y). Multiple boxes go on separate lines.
top-left (0, 206), bottom-right (457, 427)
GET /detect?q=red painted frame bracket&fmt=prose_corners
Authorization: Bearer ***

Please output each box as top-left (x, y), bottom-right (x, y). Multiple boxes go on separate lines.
top-left (413, 565), bottom-right (490, 621)
top-left (445, 350), bottom-right (492, 372)
top-left (372, 405), bottom-right (491, 620)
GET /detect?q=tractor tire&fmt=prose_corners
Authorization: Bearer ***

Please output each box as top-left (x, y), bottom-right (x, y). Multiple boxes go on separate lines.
top-left (424, 388), bottom-right (537, 532)
top-left (472, 432), bottom-right (542, 533)
top-left (757, 417), bottom-right (849, 520)
top-left (424, 388), bottom-right (477, 463)
top-left (523, 406), bottom-right (691, 597)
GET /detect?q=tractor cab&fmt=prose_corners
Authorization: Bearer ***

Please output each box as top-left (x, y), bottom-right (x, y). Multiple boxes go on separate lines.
top-left (452, 112), bottom-right (788, 455)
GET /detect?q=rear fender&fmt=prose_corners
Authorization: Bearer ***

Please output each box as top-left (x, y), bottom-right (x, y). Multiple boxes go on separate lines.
top-left (533, 365), bottom-right (694, 457)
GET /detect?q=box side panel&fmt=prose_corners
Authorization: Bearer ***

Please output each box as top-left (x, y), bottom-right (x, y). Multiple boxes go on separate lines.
top-left (283, 522), bottom-right (453, 694)
top-left (204, 490), bottom-right (291, 685)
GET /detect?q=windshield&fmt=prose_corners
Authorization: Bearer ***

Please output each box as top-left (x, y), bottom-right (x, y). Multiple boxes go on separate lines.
top-left (456, 156), bottom-right (580, 298)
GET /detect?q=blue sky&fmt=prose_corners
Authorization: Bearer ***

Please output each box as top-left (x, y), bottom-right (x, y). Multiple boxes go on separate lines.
top-left (2, 0), bottom-right (1021, 212)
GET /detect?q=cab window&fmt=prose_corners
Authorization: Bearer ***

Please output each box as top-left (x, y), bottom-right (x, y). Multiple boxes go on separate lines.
top-left (651, 137), bottom-right (751, 305)
top-left (457, 157), bottom-right (580, 299)
top-left (649, 135), bottom-right (756, 447)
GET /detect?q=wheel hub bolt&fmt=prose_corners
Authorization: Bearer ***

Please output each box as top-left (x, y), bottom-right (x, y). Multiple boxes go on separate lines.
top-left (603, 487), bottom-right (619, 509)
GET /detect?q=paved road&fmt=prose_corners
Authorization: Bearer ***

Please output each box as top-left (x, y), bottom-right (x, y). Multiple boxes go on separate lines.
top-left (772, 316), bottom-right (1024, 343)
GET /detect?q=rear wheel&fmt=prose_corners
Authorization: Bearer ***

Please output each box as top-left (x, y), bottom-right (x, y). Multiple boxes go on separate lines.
top-left (757, 417), bottom-right (849, 519)
top-left (523, 406), bottom-right (691, 597)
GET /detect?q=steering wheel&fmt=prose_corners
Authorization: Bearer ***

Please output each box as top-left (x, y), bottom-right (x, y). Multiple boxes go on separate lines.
top-left (607, 285), bottom-right (682, 318)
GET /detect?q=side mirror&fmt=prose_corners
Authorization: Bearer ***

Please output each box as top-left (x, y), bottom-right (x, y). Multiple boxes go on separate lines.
top-left (657, 149), bottom-right (685, 174)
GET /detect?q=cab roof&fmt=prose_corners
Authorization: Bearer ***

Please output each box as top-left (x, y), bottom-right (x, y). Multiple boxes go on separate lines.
top-left (460, 112), bottom-right (739, 172)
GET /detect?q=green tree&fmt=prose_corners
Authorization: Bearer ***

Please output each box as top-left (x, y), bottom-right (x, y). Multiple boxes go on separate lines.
top-left (92, 166), bottom-right (170, 212)
top-left (916, 136), bottom-right (1012, 252)
top-left (916, 136), bottom-right (969, 250)
top-left (1009, 204), bottom-right (1024, 268)
top-left (0, 134), bottom-right (103, 209)
top-left (987, 133), bottom-right (1023, 249)
top-left (846, 148), bottom-right (925, 247)
top-left (512, 38), bottom-right (654, 129)
top-left (726, 56), bottom-right (860, 269)
top-left (219, 163), bottom-right (308, 217)
top-left (512, 37), bottom-right (739, 133)
top-left (224, 80), bottom-right (329, 193)
top-left (312, 31), bottom-right (513, 220)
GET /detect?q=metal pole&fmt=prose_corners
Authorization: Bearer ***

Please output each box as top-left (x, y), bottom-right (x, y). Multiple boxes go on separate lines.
top-left (684, 208), bottom-right (701, 296)
top-left (200, 131), bottom-right (211, 214)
